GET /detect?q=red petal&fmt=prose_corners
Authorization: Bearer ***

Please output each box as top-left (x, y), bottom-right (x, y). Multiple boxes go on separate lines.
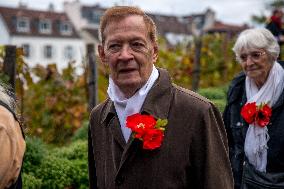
top-left (241, 102), bottom-right (257, 124)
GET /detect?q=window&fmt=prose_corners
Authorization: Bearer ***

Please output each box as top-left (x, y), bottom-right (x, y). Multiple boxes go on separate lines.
top-left (43, 45), bottom-right (52, 59)
top-left (60, 22), bottom-right (72, 35)
top-left (17, 17), bottom-right (30, 32)
top-left (92, 11), bottom-right (102, 24)
top-left (22, 44), bottom-right (30, 58)
top-left (64, 46), bottom-right (74, 60)
top-left (39, 19), bottom-right (51, 34)
top-left (193, 17), bottom-right (204, 30)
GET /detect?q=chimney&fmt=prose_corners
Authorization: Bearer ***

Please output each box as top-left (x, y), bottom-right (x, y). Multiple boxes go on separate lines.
top-left (48, 3), bottom-right (55, 12)
top-left (18, 1), bottom-right (28, 9)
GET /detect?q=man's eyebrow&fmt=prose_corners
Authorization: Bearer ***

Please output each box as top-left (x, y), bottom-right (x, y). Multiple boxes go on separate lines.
top-left (130, 37), bottom-right (147, 43)
top-left (107, 37), bottom-right (147, 44)
top-left (106, 39), bottom-right (122, 44)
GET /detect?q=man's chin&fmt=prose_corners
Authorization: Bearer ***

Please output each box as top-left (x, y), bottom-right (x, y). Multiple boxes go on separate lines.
top-left (119, 81), bottom-right (142, 89)
top-left (116, 80), bottom-right (145, 95)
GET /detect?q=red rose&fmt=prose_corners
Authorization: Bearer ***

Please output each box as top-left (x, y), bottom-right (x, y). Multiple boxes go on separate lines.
top-left (241, 102), bottom-right (257, 124)
top-left (126, 113), bottom-right (167, 150)
top-left (142, 129), bottom-right (164, 150)
top-left (256, 104), bottom-right (272, 127)
top-left (126, 113), bottom-right (156, 137)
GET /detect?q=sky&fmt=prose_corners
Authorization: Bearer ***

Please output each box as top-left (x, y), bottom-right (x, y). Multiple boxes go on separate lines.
top-left (0, 0), bottom-right (269, 25)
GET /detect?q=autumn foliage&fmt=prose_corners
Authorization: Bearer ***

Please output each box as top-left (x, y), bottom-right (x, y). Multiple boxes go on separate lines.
top-left (0, 33), bottom-right (242, 144)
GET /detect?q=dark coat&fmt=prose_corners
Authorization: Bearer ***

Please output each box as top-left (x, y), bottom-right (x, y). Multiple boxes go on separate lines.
top-left (89, 68), bottom-right (233, 189)
top-left (223, 64), bottom-right (284, 189)
top-left (266, 21), bottom-right (283, 39)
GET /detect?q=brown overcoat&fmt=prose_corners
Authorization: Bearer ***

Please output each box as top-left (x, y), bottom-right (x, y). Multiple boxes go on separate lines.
top-left (0, 104), bottom-right (25, 189)
top-left (88, 68), bottom-right (233, 189)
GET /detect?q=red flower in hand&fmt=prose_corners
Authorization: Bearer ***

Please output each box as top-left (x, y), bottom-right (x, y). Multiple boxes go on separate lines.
top-left (241, 102), bottom-right (257, 124)
top-left (126, 113), bottom-right (167, 150)
top-left (256, 104), bottom-right (272, 127)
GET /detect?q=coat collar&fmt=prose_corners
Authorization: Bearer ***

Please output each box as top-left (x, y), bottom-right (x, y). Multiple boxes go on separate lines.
top-left (272, 87), bottom-right (284, 110)
top-left (141, 68), bottom-right (172, 119)
top-left (227, 72), bottom-right (246, 105)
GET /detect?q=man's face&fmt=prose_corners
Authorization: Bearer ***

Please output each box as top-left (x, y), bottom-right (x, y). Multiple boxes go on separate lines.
top-left (99, 15), bottom-right (158, 97)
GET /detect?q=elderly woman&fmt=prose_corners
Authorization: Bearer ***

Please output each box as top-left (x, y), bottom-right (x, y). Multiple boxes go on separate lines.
top-left (223, 28), bottom-right (284, 189)
top-left (0, 85), bottom-right (25, 188)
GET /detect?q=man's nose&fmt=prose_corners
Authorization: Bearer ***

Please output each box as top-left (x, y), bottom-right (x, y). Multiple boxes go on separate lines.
top-left (118, 45), bottom-right (134, 60)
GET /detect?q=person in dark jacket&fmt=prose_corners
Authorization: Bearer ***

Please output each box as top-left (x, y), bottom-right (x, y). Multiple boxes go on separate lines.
top-left (0, 84), bottom-right (25, 189)
top-left (266, 9), bottom-right (284, 59)
top-left (266, 9), bottom-right (283, 40)
top-left (224, 28), bottom-right (284, 189)
top-left (88, 6), bottom-right (233, 189)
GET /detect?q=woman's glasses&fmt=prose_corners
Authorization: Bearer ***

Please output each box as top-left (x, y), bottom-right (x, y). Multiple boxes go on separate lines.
top-left (238, 51), bottom-right (266, 62)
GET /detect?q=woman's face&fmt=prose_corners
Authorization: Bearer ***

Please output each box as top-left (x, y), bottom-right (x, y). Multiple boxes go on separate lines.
top-left (238, 48), bottom-right (273, 87)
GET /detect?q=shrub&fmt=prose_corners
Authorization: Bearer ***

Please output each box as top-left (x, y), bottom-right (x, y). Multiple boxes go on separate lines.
top-left (70, 160), bottom-right (89, 189)
top-left (22, 63), bottom-right (89, 144)
top-left (50, 140), bottom-right (88, 188)
top-left (198, 87), bottom-right (226, 100)
top-left (52, 140), bottom-right (87, 160)
top-left (212, 99), bottom-right (226, 113)
top-left (35, 156), bottom-right (78, 189)
top-left (23, 137), bottom-right (47, 173)
top-left (22, 173), bottom-right (42, 189)
top-left (71, 121), bottom-right (89, 142)
top-left (23, 139), bottom-right (88, 188)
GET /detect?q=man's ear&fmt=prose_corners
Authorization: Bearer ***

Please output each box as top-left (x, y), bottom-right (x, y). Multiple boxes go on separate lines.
top-left (98, 44), bottom-right (107, 65)
top-left (152, 43), bottom-right (159, 63)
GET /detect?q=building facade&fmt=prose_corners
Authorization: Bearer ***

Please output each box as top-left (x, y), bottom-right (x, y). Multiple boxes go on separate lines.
top-left (64, 1), bottom-right (247, 46)
top-left (0, 6), bottom-right (85, 70)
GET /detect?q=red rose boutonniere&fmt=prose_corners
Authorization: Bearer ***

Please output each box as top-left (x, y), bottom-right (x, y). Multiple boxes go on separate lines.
top-left (241, 102), bottom-right (272, 127)
top-left (126, 113), bottom-right (168, 150)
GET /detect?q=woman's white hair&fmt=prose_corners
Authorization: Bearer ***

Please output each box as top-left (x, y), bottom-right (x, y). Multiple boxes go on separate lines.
top-left (0, 84), bottom-right (15, 111)
top-left (232, 28), bottom-right (280, 62)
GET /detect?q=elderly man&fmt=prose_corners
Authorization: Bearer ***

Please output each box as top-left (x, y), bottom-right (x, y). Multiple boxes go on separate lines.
top-left (88, 6), bottom-right (233, 189)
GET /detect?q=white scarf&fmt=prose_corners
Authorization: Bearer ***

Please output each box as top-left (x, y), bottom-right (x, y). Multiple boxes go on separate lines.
top-left (107, 65), bottom-right (159, 142)
top-left (244, 61), bottom-right (284, 172)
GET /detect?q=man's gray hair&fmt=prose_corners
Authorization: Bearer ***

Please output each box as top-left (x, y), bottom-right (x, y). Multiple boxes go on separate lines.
top-left (233, 28), bottom-right (280, 62)
top-left (0, 84), bottom-right (15, 111)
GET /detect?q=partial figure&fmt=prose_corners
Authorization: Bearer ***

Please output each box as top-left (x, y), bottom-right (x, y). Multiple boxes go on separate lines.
top-left (266, 9), bottom-right (284, 58)
top-left (88, 6), bottom-right (233, 189)
top-left (0, 84), bottom-right (25, 189)
top-left (224, 28), bottom-right (284, 189)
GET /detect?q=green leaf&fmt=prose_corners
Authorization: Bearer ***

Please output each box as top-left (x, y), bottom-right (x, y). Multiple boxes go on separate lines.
top-left (156, 119), bottom-right (168, 129)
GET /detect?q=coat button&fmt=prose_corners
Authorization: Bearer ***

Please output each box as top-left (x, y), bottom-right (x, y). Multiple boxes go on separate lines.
top-left (115, 175), bottom-right (125, 186)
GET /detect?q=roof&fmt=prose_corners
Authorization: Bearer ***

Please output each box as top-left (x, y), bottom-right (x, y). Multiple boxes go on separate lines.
top-left (206, 21), bottom-right (249, 34)
top-left (77, 4), bottom-right (246, 38)
top-left (148, 13), bottom-right (192, 35)
top-left (83, 28), bottom-right (99, 39)
top-left (81, 4), bottom-right (106, 12)
top-left (0, 6), bottom-right (80, 38)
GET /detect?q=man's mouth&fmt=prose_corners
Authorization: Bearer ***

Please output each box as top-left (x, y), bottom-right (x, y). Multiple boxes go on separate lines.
top-left (119, 68), bottom-right (137, 73)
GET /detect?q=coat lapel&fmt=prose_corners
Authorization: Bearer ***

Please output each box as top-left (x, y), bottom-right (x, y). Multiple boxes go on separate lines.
top-left (109, 116), bottom-right (127, 149)
top-left (116, 136), bottom-right (137, 173)
top-left (102, 100), bottom-right (126, 149)
top-left (115, 68), bottom-right (173, 174)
